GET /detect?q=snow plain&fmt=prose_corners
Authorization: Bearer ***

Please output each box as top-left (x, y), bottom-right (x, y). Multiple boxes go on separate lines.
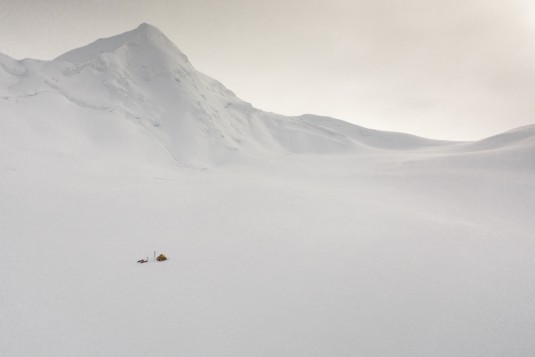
top-left (1, 24), bottom-right (535, 356)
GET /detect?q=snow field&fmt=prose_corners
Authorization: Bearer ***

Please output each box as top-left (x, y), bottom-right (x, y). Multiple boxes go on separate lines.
top-left (1, 23), bottom-right (535, 356)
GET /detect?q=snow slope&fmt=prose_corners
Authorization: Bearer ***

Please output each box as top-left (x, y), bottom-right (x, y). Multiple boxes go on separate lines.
top-left (1, 24), bottom-right (535, 357)
top-left (1, 23), bottom-right (449, 168)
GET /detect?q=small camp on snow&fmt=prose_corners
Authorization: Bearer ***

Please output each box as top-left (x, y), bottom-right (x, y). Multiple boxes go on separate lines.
top-left (156, 253), bottom-right (167, 262)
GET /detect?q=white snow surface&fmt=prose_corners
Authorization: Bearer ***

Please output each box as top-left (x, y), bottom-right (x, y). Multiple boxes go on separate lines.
top-left (1, 24), bottom-right (535, 357)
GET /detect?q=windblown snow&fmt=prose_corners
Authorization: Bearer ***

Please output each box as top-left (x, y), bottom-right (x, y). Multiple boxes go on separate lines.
top-left (1, 23), bottom-right (535, 357)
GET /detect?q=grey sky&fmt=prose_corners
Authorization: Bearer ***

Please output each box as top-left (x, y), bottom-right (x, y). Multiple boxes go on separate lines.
top-left (1, 0), bottom-right (534, 140)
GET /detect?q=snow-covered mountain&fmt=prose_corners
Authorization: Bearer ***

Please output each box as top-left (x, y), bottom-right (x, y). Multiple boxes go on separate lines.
top-left (2, 24), bottom-right (535, 357)
top-left (0, 23), bottom-right (456, 168)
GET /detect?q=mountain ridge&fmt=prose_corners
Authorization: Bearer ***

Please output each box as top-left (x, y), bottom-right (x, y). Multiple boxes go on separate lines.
top-left (1, 23), bottom-right (534, 167)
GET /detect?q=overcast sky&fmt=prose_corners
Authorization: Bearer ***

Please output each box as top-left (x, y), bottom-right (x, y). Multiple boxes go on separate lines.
top-left (1, 0), bottom-right (534, 140)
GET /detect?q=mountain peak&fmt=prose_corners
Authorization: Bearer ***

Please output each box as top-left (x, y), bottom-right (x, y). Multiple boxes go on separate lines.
top-left (135, 22), bottom-right (162, 34)
top-left (127, 23), bottom-right (169, 43)
top-left (55, 23), bottom-right (187, 64)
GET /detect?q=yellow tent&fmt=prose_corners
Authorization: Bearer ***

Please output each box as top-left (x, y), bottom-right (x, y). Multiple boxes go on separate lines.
top-left (156, 253), bottom-right (167, 262)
